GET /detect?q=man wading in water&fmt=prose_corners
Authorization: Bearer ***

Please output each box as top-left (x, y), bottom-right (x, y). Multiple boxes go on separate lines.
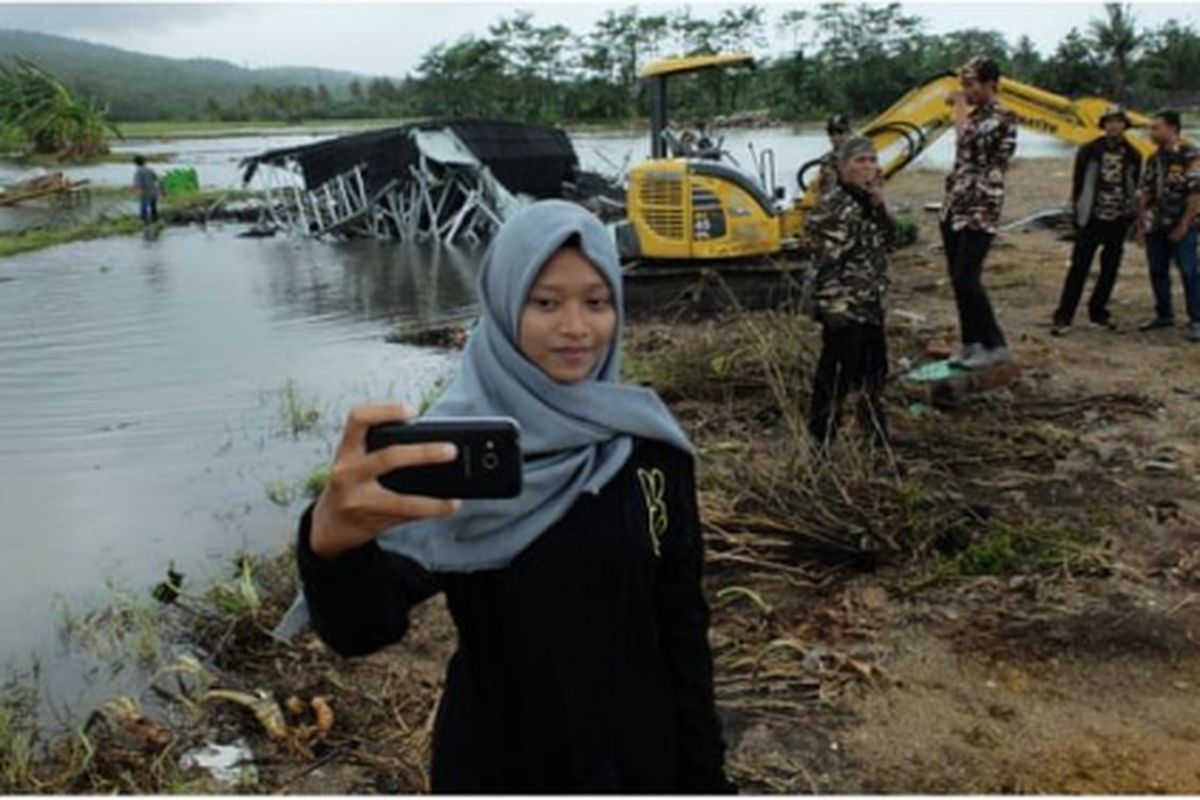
top-left (132, 155), bottom-right (162, 225)
top-left (295, 201), bottom-right (735, 793)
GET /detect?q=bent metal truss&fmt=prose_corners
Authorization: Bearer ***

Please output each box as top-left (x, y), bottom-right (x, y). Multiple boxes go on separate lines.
top-left (239, 120), bottom-right (580, 245)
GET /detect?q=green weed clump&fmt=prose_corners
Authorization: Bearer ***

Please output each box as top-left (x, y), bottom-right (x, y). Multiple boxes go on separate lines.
top-left (0, 217), bottom-right (144, 258)
top-left (302, 465), bottom-right (330, 498)
top-left (908, 521), bottom-right (1108, 591)
top-left (58, 582), bottom-right (163, 667)
top-left (418, 376), bottom-right (451, 414)
top-left (0, 683), bottom-right (36, 792)
top-left (264, 463), bottom-right (330, 507)
top-left (265, 480), bottom-right (296, 507)
top-left (206, 555), bottom-right (261, 615)
top-left (278, 379), bottom-right (320, 438)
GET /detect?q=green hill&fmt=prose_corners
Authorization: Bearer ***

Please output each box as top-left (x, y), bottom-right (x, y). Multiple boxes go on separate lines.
top-left (0, 29), bottom-right (373, 120)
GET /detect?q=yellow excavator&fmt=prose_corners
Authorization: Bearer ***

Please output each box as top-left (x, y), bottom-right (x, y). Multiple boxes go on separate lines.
top-left (617, 53), bottom-right (806, 262)
top-left (794, 71), bottom-right (1158, 209)
top-left (618, 52), bottom-right (1163, 263)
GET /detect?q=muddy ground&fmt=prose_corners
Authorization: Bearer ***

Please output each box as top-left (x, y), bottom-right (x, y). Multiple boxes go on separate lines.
top-left (716, 159), bottom-right (1200, 793)
top-left (6, 156), bottom-right (1200, 794)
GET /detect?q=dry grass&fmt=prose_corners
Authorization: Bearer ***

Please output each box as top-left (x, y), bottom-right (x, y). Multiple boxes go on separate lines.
top-left (624, 305), bottom-right (1127, 580)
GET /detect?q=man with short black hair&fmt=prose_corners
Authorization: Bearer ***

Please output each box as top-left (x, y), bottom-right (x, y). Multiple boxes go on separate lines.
top-left (1136, 109), bottom-right (1200, 342)
top-left (1051, 104), bottom-right (1143, 335)
top-left (812, 114), bottom-right (852, 195)
top-left (132, 155), bottom-right (161, 225)
top-left (940, 56), bottom-right (1018, 370)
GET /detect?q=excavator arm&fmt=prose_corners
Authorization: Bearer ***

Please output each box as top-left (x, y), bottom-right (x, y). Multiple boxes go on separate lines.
top-left (797, 72), bottom-right (1160, 212)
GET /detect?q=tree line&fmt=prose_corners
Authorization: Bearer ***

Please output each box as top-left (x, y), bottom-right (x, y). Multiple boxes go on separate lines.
top-left (201, 2), bottom-right (1200, 126)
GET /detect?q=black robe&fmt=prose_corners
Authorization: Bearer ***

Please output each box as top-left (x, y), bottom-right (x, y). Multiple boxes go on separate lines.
top-left (297, 438), bottom-right (735, 793)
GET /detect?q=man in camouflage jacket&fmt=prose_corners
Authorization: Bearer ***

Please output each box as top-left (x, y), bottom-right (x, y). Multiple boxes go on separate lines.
top-left (1051, 104), bottom-right (1142, 335)
top-left (1136, 109), bottom-right (1200, 341)
top-left (940, 56), bottom-right (1018, 370)
top-left (806, 136), bottom-right (898, 449)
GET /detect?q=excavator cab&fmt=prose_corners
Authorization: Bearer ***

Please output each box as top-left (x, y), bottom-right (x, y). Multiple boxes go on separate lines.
top-left (617, 53), bottom-right (804, 262)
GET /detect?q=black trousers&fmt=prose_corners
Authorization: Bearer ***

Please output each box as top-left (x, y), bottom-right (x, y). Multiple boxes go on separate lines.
top-left (1053, 217), bottom-right (1131, 326)
top-left (941, 222), bottom-right (1007, 349)
top-left (808, 320), bottom-right (888, 447)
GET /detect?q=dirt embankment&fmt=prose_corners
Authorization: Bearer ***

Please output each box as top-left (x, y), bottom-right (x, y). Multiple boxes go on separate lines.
top-left (5, 156), bottom-right (1200, 794)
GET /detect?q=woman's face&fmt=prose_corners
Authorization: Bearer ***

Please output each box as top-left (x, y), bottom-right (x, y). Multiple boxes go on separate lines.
top-left (519, 246), bottom-right (617, 384)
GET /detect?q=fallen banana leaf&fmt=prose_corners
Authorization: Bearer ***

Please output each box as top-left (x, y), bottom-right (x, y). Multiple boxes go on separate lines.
top-left (149, 653), bottom-right (217, 692)
top-left (201, 689), bottom-right (288, 741)
top-left (716, 585), bottom-right (773, 615)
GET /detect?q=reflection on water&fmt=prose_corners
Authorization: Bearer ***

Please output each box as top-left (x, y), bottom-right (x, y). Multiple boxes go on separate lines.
top-left (0, 228), bottom-right (481, 718)
top-left (261, 237), bottom-right (480, 328)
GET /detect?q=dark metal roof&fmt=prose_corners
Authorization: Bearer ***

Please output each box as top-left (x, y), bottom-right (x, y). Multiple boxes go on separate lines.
top-left (241, 119), bottom-right (579, 199)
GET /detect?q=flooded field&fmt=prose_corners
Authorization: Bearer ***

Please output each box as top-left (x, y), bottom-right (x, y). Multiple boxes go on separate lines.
top-left (0, 123), bottom-right (1088, 241)
top-left (0, 227), bottom-right (480, 716)
top-left (2, 124), bottom-right (1080, 197)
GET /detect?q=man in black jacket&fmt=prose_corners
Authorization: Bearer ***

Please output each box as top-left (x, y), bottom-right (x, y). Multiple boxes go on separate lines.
top-left (1051, 105), bottom-right (1143, 335)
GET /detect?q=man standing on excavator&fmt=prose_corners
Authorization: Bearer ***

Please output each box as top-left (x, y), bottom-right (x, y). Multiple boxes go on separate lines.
top-left (809, 114), bottom-right (852, 195)
top-left (940, 56), bottom-right (1017, 370)
top-left (1136, 109), bottom-right (1200, 343)
top-left (1051, 105), bottom-right (1142, 336)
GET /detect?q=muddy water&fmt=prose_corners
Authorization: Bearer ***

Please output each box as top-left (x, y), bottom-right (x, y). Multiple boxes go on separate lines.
top-left (0, 227), bottom-right (480, 717)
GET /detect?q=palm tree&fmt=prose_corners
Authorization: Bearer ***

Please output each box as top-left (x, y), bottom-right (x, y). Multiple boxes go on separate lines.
top-left (0, 59), bottom-right (119, 160)
top-left (1088, 3), bottom-right (1142, 101)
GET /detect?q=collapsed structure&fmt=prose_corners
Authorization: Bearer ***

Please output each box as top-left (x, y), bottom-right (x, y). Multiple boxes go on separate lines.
top-left (239, 120), bottom-right (586, 245)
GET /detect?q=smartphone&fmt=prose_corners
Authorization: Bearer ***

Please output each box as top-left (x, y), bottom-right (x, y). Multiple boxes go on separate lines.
top-left (365, 417), bottom-right (522, 499)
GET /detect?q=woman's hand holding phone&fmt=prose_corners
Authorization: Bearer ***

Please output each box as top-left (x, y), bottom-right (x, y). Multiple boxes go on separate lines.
top-left (310, 404), bottom-right (461, 560)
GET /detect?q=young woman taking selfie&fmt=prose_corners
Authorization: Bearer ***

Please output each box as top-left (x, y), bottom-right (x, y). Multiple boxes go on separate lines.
top-left (296, 200), bottom-right (735, 793)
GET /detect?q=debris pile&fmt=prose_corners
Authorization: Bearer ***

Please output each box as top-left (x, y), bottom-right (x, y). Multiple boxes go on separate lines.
top-left (239, 120), bottom-right (590, 245)
top-left (0, 171), bottom-right (90, 207)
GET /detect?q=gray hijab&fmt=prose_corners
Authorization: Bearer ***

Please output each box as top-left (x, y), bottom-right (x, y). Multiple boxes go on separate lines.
top-left (375, 199), bottom-right (692, 572)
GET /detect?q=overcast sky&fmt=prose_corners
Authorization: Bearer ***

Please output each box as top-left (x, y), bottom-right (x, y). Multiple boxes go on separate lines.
top-left (0, 1), bottom-right (1197, 78)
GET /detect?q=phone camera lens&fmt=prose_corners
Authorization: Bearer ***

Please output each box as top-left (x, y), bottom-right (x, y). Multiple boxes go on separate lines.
top-left (482, 452), bottom-right (500, 471)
